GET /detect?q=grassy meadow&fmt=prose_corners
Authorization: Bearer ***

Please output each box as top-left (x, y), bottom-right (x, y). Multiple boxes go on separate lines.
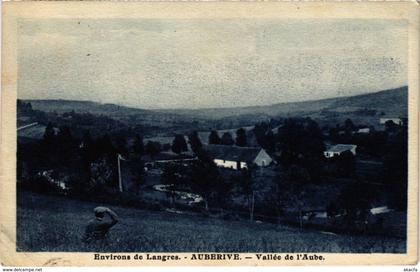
top-left (17, 191), bottom-right (406, 253)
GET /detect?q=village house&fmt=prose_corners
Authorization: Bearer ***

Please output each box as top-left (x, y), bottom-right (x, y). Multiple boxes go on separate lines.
top-left (323, 144), bottom-right (357, 158)
top-left (379, 118), bottom-right (403, 126)
top-left (204, 144), bottom-right (274, 170)
top-left (356, 127), bottom-right (370, 134)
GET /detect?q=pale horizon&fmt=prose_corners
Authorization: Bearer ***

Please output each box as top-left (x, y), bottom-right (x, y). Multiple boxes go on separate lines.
top-left (21, 85), bottom-right (407, 111)
top-left (17, 19), bottom-right (408, 110)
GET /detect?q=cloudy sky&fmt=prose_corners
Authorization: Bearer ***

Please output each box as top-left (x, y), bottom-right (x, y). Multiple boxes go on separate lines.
top-left (17, 19), bottom-right (407, 109)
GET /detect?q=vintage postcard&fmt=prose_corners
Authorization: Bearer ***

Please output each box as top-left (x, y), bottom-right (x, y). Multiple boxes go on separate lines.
top-left (1, 1), bottom-right (418, 267)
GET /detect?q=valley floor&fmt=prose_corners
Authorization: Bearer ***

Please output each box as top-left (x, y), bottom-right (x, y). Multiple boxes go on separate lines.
top-left (17, 191), bottom-right (406, 253)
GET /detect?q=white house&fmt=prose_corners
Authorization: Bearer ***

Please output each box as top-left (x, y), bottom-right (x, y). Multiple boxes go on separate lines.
top-left (379, 118), bottom-right (403, 126)
top-left (356, 128), bottom-right (370, 134)
top-left (323, 144), bottom-right (357, 158)
top-left (205, 144), bottom-right (273, 170)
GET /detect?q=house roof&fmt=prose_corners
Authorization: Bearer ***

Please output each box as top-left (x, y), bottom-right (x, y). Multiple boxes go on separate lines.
top-left (204, 144), bottom-right (263, 162)
top-left (325, 144), bottom-right (357, 153)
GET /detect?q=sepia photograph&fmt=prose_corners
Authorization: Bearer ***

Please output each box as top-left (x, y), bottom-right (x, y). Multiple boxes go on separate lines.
top-left (1, 1), bottom-right (418, 267)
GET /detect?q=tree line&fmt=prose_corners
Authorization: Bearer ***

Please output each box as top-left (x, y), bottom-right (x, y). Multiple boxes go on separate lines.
top-left (17, 111), bottom-right (408, 228)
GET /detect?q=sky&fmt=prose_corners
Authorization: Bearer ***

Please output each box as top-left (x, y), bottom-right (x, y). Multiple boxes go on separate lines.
top-left (17, 19), bottom-right (407, 109)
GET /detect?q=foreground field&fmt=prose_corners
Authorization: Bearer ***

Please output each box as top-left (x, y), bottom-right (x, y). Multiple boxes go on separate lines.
top-left (17, 191), bottom-right (406, 253)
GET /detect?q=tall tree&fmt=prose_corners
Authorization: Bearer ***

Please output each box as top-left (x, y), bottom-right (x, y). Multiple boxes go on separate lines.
top-left (279, 165), bottom-right (310, 229)
top-left (221, 132), bottom-right (234, 146)
top-left (333, 150), bottom-right (356, 177)
top-left (172, 134), bottom-right (188, 154)
top-left (188, 131), bottom-right (203, 155)
top-left (43, 122), bottom-right (55, 146)
top-left (115, 134), bottom-right (128, 157)
top-left (17, 100), bottom-right (33, 114)
top-left (276, 119), bottom-right (304, 166)
top-left (212, 172), bottom-right (232, 214)
top-left (145, 141), bottom-right (161, 158)
top-left (344, 118), bottom-right (355, 131)
top-left (56, 125), bottom-right (76, 166)
top-left (189, 158), bottom-right (226, 211)
top-left (88, 158), bottom-right (114, 192)
top-left (132, 134), bottom-right (145, 156)
top-left (129, 133), bottom-right (145, 195)
top-left (385, 120), bottom-right (399, 133)
top-left (209, 130), bottom-right (221, 145)
top-left (383, 125), bottom-right (407, 210)
top-left (237, 166), bottom-right (257, 221)
top-left (96, 134), bottom-right (116, 161)
top-left (94, 134), bottom-right (118, 187)
top-left (129, 155), bottom-right (145, 195)
top-left (57, 125), bottom-right (73, 142)
top-left (253, 122), bottom-right (269, 146)
top-left (235, 128), bottom-right (247, 147)
top-left (276, 118), bottom-right (325, 181)
top-left (254, 122), bottom-right (276, 151)
top-left (264, 130), bottom-right (276, 152)
top-left (301, 118), bottom-right (325, 180)
top-left (79, 130), bottom-right (95, 189)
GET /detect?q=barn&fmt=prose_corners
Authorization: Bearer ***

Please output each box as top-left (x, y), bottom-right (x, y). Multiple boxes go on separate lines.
top-left (204, 144), bottom-right (273, 170)
top-left (323, 144), bottom-right (357, 158)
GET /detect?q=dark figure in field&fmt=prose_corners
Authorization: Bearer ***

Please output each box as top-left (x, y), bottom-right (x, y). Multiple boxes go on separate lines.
top-left (82, 206), bottom-right (119, 243)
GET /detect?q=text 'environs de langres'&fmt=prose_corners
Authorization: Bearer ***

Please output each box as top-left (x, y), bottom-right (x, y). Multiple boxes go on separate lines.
top-left (94, 253), bottom-right (240, 262)
top-left (94, 253), bottom-right (324, 262)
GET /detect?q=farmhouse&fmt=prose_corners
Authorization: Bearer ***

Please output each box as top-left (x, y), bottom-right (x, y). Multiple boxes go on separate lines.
top-left (379, 118), bottom-right (403, 126)
top-left (204, 145), bottom-right (273, 170)
top-left (323, 144), bottom-right (357, 158)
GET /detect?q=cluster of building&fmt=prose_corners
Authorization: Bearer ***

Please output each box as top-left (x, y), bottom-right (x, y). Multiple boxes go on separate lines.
top-left (322, 117), bottom-right (404, 159)
top-left (205, 145), bottom-right (273, 170)
top-left (141, 117), bottom-right (404, 171)
top-left (203, 143), bottom-right (358, 171)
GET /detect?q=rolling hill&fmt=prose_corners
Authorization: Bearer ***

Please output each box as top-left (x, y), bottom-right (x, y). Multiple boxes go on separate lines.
top-left (24, 86), bottom-right (408, 130)
top-left (26, 86), bottom-right (407, 118)
top-left (23, 100), bottom-right (151, 116)
top-left (160, 86), bottom-right (408, 119)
